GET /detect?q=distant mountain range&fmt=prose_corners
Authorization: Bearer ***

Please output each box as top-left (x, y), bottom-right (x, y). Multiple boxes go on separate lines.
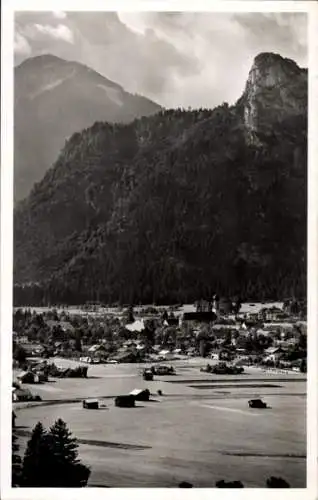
top-left (14, 54), bottom-right (161, 201)
top-left (14, 52), bottom-right (307, 306)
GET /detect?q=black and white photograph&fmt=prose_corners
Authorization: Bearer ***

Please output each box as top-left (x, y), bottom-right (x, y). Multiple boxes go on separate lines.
top-left (1, 0), bottom-right (317, 496)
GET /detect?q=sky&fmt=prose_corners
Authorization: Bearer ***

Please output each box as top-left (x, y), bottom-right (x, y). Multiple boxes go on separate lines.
top-left (14, 11), bottom-right (307, 108)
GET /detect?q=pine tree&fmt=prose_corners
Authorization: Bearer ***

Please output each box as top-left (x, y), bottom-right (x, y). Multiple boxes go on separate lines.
top-left (49, 418), bottom-right (79, 464)
top-left (49, 418), bottom-right (90, 487)
top-left (21, 421), bottom-right (54, 487)
top-left (21, 419), bottom-right (91, 487)
top-left (12, 429), bottom-right (22, 487)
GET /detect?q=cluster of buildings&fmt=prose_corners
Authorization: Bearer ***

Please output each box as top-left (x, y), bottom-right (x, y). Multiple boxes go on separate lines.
top-left (12, 300), bottom-right (307, 372)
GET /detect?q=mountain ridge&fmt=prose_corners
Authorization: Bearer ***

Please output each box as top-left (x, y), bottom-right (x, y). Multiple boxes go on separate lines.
top-left (14, 52), bottom-right (307, 305)
top-left (14, 54), bottom-right (162, 201)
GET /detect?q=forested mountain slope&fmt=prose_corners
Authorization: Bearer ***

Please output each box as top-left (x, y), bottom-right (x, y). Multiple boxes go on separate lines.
top-left (14, 53), bottom-right (307, 305)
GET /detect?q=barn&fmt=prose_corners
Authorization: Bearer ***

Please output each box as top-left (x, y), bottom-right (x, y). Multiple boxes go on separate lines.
top-left (115, 395), bottom-right (135, 407)
top-left (129, 389), bottom-right (150, 401)
top-left (82, 399), bottom-right (99, 409)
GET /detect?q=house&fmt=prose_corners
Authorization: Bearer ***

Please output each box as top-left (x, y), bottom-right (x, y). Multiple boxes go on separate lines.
top-left (210, 352), bottom-right (219, 360)
top-left (17, 371), bottom-right (38, 383)
top-left (125, 320), bottom-right (145, 332)
top-left (35, 370), bottom-right (48, 382)
top-left (258, 307), bottom-right (284, 322)
top-left (32, 345), bottom-right (45, 356)
top-left (83, 399), bottom-right (99, 409)
top-left (18, 343), bottom-right (40, 356)
top-left (173, 348), bottom-right (182, 355)
top-left (212, 324), bottom-right (240, 338)
top-left (79, 356), bottom-right (91, 363)
top-left (195, 299), bottom-right (213, 313)
top-left (158, 349), bottom-right (174, 360)
top-left (278, 338), bottom-right (299, 347)
top-left (256, 328), bottom-right (273, 337)
top-left (246, 312), bottom-right (259, 322)
top-left (87, 344), bottom-right (108, 354)
top-left (263, 346), bottom-right (285, 362)
top-left (12, 387), bottom-right (34, 401)
top-left (113, 351), bottom-right (139, 363)
top-left (15, 335), bottom-right (29, 344)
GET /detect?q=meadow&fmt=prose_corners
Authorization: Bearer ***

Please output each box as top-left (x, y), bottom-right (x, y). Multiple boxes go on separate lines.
top-left (14, 357), bottom-right (306, 488)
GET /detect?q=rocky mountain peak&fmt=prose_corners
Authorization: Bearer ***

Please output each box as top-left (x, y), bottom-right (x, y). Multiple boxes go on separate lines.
top-left (242, 52), bottom-right (307, 144)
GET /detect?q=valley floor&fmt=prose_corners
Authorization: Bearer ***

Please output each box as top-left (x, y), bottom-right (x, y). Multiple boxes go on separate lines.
top-left (14, 357), bottom-right (306, 488)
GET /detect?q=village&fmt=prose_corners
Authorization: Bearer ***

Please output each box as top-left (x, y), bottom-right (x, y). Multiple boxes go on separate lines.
top-left (12, 297), bottom-right (307, 397)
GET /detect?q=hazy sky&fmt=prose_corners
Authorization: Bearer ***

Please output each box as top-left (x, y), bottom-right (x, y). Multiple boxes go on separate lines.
top-left (14, 11), bottom-right (307, 108)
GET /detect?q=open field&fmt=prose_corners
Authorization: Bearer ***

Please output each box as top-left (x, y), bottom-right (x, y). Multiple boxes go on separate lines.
top-left (14, 357), bottom-right (306, 488)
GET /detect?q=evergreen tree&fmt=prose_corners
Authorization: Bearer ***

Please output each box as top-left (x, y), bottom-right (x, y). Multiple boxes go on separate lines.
top-left (21, 419), bottom-right (91, 487)
top-left (49, 418), bottom-right (79, 464)
top-left (21, 421), bottom-right (54, 487)
top-left (12, 428), bottom-right (22, 487)
top-left (48, 418), bottom-right (90, 487)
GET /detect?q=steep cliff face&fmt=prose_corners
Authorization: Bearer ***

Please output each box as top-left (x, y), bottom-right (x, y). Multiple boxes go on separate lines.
top-left (241, 52), bottom-right (307, 144)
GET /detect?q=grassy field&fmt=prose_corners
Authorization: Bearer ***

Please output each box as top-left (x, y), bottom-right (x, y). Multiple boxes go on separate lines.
top-left (14, 358), bottom-right (306, 488)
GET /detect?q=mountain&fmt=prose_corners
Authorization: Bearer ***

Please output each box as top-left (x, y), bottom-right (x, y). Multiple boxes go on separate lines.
top-left (13, 52), bottom-right (307, 306)
top-left (14, 54), bottom-right (161, 201)
top-left (238, 52), bottom-right (307, 144)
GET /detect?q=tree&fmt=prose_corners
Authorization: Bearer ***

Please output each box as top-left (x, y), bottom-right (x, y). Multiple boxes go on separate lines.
top-left (12, 426), bottom-right (22, 487)
top-left (179, 481), bottom-right (193, 487)
top-left (74, 335), bottom-right (82, 352)
top-left (48, 418), bottom-right (90, 487)
top-left (13, 345), bottom-right (27, 366)
top-left (266, 476), bottom-right (290, 488)
top-left (21, 419), bottom-right (91, 487)
top-left (21, 421), bottom-right (54, 487)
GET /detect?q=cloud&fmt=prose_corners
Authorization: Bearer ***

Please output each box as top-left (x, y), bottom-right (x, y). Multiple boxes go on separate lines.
top-left (14, 11), bottom-right (307, 108)
top-left (34, 23), bottom-right (74, 43)
top-left (14, 32), bottom-right (32, 55)
top-left (112, 11), bottom-right (307, 107)
top-left (52, 11), bottom-right (67, 20)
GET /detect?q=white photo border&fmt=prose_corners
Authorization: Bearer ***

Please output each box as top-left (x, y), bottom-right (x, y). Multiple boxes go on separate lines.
top-left (1, 1), bottom-right (317, 500)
